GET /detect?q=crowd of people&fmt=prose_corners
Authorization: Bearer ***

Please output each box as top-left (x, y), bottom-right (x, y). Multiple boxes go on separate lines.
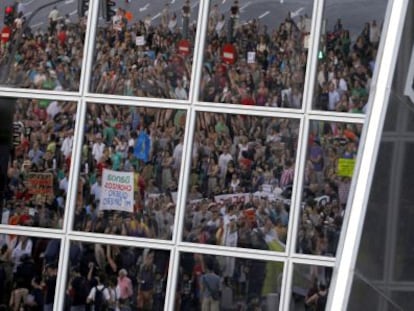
top-left (65, 242), bottom-right (169, 311)
top-left (2, 98), bottom-right (77, 229)
top-left (0, 234), bottom-right (60, 311)
top-left (200, 1), bottom-right (381, 113)
top-left (90, 4), bottom-right (194, 100)
top-left (0, 4), bottom-right (86, 91)
top-left (176, 252), bottom-right (283, 311)
top-left (1, 1), bottom-right (382, 113)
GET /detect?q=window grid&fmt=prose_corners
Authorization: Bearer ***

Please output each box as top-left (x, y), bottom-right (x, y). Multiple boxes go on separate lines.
top-left (0, 0), bottom-right (400, 310)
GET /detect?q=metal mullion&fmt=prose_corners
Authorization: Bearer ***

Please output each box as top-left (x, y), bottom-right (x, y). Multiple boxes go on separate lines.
top-left (308, 113), bottom-right (365, 124)
top-left (81, 94), bottom-right (191, 110)
top-left (0, 226), bottom-right (65, 239)
top-left (63, 98), bottom-right (86, 234)
top-left (308, 109), bottom-right (366, 122)
top-left (327, 0), bottom-right (409, 309)
top-left (306, 0), bottom-right (325, 114)
top-left (67, 233), bottom-right (175, 252)
top-left (69, 230), bottom-right (175, 247)
top-left (281, 114), bottom-right (309, 310)
top-left (188, 0), bottom-right (210, 104)
top-left (164, 247), bottom-right (179, 311)
top-left (54, 234), bottom-right (69, 311)
top-left (81, 0), bottom-right (105, 97)
top-left (83, 92), bottom-right (192, 105)
top-left (0, 89), bottom-right (81, 102)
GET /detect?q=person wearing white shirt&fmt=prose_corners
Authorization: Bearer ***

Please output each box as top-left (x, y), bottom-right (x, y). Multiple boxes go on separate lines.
top-left (92, 134), bottom-right (106, 163)
top-left (61, 130), bottom-right (74, 159)
top-left (218, 146), bottom-right (233, 181)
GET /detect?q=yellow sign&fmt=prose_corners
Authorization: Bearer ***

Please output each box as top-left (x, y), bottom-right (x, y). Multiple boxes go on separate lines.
top-left (337, 158), bottom-right (356, 177)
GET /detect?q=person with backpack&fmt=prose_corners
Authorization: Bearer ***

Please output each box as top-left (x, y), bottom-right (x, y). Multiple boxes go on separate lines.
top-left (87, 274), bottom-right (110, 311)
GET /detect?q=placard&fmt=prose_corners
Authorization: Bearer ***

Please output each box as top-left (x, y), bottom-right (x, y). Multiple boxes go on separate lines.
top-left (100, 169), bottom-right (134, 212)
top-left (337, 158), bottom-right (356, 177)
top-left (27, 173), bottom-right (54, 196)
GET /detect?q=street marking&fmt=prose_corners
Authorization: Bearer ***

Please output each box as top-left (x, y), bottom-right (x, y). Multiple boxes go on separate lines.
top-left (152, 13), bottom-right (161, 20)
top-left (290, 7), bottom-right (304, 18)
top-left (65, 0), bottom-right (75, 4)
top-left (171, 0), bottom-right (176, 3)
top-left (69, 10), bottom-right (77, 16)
top-left (258, 11), bottom-right (270, 19)
top-left (139, 3), bottom-right (150, 12)
top-left (222, 0), bottom-right (226, 4)
top-left (31, 21), bottom-right (44, 28)
top-left (240, 1), bottom-right (252, 12)
top-left (22, 0), bottom-right (36, 6)
top-left (25, 11), bottom-right (32, 16)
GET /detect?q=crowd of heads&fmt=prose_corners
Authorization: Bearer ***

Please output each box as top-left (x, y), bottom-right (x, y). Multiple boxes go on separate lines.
top-left (1, 5), bottom-right (85, 90)
top-left (0, 235), bottom-right (60, 311)
top-left (200, 2), bottom-right (382, 112)
top-left (3, 98), bottom-right (77, 229)
top-left (183, 112), bottom-right (300, 251)
top-left (176, 252), bottom-right (284, 310)
top-left (65, 242), bottom-right (169, 311)
top-left (74, 105), bottom-right (186, 240)
top-left (91, 4), bottom-right (195, 99)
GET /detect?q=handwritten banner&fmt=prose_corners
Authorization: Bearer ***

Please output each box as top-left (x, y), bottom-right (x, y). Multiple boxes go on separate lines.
top-left (100, 169), bottom-right (134, 212)
top-left (27, 173), bottom-right (54, 196)
top-left (337, 158), bottom-right (356, 177)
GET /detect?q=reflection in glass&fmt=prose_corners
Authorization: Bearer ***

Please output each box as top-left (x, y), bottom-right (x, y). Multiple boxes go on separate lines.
top-left (0, 234), bottom-right (60, 310)
top-left (0, 1), bottom-right (87, 90)
top-left (74, 104), bottom-right (186, 240)
top-left (291, 263), bottom-right (332, 311)
top-left (313, 0), bottom-right (388, 112)
top-left (200, 1), bottom-right (314, 108)
top-left (65, 241), bottom-right (170, 311)
top-left (91, 0), bottom-right (199, 99)
top-left (183, 112), bottom-right (300, 251)
top-left (296, 121), bottom-right (362, 257)
top-left (177, 252), bottom-right (283, 310)
top-left (1, 98), bottom-right (77, 229)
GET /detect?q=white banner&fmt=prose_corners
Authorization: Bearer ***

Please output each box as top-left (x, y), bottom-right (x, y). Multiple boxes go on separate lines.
top-left (136, 35), bottom-right (146, 46)
top-left (100, 169), bottom-right (134, 212)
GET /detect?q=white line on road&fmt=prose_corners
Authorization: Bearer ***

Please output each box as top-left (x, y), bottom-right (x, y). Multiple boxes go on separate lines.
top-left (22, 0), bottom-right (35, 6)
top-left (139, 3), bottom-right (150, 12)
top-left (290, 7), bottom-right (304, 18)
top-left (258, 11), bottom-right (270, 19)
top-left (69, 10), bottom-right (77, 16)
top-left (240, 1), bottom-right (252, 12)
top-left (222, 0), bottom-right (226, 4)
top-left (65, 0), bottom-right (75, 4)
top-left (31, 21), bottom-right (44, 28)
top-left (25, 11), bottom-right (32, 17)
top-left (152, 13), bottom-right (161, 21)
top-left (171, 0), bottom-right (176, 3)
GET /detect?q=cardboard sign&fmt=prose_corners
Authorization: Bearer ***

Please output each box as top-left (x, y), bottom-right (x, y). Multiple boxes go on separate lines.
top-left (100, 169), bottom-right (134, 212)
top-left (27, 173), bottom-right (54, 196)
top-left (337, 158), bottom-right (356, 177)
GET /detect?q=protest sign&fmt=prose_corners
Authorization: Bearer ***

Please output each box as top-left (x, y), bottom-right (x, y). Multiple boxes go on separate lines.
top-left (27, 173), bottom-right (54, 196)
top-left (100, 169), bottom-right (134, 212)
top-left (337, 158), bottom-right (356, 177)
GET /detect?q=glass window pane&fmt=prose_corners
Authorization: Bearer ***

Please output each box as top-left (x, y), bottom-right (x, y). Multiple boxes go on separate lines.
top-left (199, 1), bottom-right (314, 108)
top-left (90, 0), bottom-right (200, 99)
top-left (64, 241), bottom-right (170, 310)
top-left (177, 251), bottom-right (284, 310)
top-left (0, 233), bottom-right (61, 310)
top-left (0, 1), bottom-right (87, 91)
top-left (73, 104), bottom-right (186, 240)
top-left (296, 121), bottom-right (362, 257)
top-left (291, 263), bottom-right (332, 311)
top-left (313, 0), bottom-right (388, 112)
top-left (1, 97), bottom-right (77, 230)
top-left (183, 112), bottom-right (300, 251)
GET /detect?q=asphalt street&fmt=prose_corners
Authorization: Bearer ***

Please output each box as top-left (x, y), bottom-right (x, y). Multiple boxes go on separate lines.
top-left (3, 0), bottom-right (388, 38)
